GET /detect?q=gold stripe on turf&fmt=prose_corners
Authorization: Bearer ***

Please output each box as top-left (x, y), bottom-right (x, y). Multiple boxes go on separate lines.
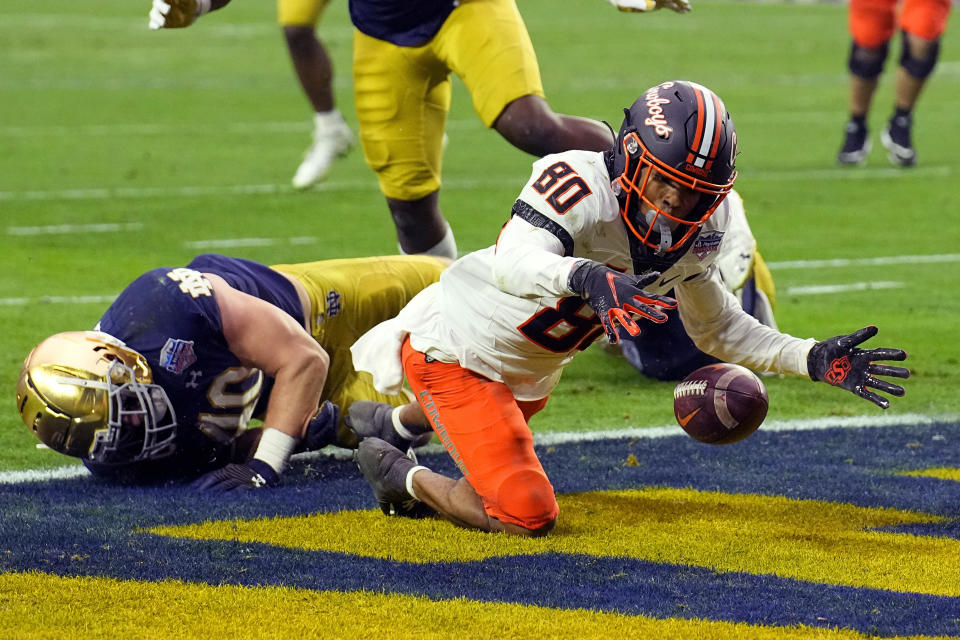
top-left (0, 571), bottom-right (938, 640)
top-left (898, 467), bottom-right (960, 482)
top-left (149, 488), bottom-right (960, 596)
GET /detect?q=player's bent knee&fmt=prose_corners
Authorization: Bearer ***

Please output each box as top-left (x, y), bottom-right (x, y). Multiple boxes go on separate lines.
top-left (899, 33), bottom-right (940, 80)
top-left (496, 468), bottom-right (559, 533)
top-left (848, 40), bottom-right (889, 79)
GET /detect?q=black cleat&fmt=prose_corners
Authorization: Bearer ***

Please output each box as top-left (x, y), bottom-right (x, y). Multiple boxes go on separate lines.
top-left (881, 115), bottom-right (916, 167)
top-left (344, 401), bottom-right (432, 454)
top-left (355, 437), bottom-right (434, 518)
top-left (837, 120), bottom-right (871, 165)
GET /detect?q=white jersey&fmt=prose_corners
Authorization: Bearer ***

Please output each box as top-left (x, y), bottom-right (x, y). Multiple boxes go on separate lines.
top-left (353, 150), bottom-right (815, 400)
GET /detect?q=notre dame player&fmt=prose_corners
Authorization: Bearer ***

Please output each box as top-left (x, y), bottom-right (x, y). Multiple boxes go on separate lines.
top-left (16, 253), bottom-right (445, 489)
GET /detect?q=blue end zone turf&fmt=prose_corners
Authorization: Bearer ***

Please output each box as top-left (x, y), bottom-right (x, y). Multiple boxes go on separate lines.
top-left (1, 421), bottom-right (958, 637)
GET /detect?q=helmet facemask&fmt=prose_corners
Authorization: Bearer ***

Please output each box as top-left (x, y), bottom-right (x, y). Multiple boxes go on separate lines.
top-left (89, 359), bottom-right (177, 464)
top-left (614, 130), bottom-right (734, 255)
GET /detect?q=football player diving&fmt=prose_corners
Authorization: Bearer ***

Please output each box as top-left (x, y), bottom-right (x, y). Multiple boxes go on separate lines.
top-left (16, 254), bottom-right (446, 490)
top-left (344, 80), bottom-right (911, 537)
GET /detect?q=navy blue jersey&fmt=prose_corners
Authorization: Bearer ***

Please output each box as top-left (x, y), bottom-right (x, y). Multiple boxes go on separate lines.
top-left (86, 254), bottom-right (303, 483)
top-left (349, 0), bottom-right (457, 46)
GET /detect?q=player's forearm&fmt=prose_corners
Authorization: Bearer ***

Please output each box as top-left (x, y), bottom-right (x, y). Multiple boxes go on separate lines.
top-left (255, 350), bottom-right (329, 472)
top-left (679, 282), bottom-right (813, 376)
top-left (493, 217), bottom-right (582, 298)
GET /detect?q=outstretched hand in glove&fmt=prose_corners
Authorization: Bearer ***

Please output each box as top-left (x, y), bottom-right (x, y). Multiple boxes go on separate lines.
top-left (569, 261), bottom-right (677, 344)
top-left (807, 325), bottom-right (909, 409)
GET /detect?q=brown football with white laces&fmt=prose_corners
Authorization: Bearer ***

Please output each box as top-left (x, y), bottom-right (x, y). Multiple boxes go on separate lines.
top-left (673, 363), bottom-right (768, 444)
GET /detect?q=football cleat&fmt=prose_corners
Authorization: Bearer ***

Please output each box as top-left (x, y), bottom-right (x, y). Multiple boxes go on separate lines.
top-left (880, 115), bottom-right (916, 167)
top-left (344, 401), bottom-right (432, 456)
top-left (291, 113), bottom-right (354, 189)
top-left (355, 437), bottom-right (434, 518)
top-left (837, 120), bottom-right (871, 165)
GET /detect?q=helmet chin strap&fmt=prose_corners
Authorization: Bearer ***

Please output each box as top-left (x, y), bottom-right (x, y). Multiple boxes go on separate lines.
top-left (643, 208), bottom-right (673, 254)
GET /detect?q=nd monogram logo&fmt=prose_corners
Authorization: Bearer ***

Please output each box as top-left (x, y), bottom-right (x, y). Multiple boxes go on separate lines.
top-left (825, 356), bottom-right (852, 385)
top-left (167, 268), bottom-right (213, 298)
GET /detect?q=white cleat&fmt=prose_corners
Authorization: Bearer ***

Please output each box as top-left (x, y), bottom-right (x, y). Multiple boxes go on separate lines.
top-left (292, 113), bottom-right (354, 189)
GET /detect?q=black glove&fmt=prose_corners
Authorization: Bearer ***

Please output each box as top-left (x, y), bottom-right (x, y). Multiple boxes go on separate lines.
top-left (299, 400), bottom-right (341, 452)
top-left (807, 325), bottom-right (909, 409)
top-left (568, 261), bottom-right (677, 343)
top-left (191, 459), bottom-right (280, 493)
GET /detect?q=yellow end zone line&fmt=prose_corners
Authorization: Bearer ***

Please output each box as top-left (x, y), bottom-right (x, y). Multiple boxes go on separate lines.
top-left (0, 572), bottom-right (910, 640)
top-left (150, 487), bottom-right (960, 596)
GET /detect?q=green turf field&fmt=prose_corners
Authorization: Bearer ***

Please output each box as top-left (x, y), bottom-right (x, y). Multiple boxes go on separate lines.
top-left (2, 0), bottom-right (958, 474)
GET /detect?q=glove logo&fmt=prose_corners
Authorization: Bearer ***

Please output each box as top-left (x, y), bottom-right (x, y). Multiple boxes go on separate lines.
top-left (605, 271), bottom-right (622, 305)
top-left (825, 356), bottom-right (852, 386)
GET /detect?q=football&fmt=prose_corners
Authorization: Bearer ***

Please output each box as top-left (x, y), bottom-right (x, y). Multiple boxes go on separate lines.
top-left (673, 363), bottom-right (768, 444)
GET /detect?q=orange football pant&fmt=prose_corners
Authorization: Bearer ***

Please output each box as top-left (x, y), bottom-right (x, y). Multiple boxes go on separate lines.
top-left (850, 0), bottom-right (951, 47)
top-left (401, 338), bottom-right (558, 530)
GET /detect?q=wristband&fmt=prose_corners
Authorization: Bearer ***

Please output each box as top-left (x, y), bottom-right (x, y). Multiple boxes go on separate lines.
top-left (253, 428), bottom-right (297, 474)
top-left (392, 406), bottom-right (423, 443)
top-left (405, 466), bottom-right (428, 500)
top-left (196, 0), bottom-right (212, 16)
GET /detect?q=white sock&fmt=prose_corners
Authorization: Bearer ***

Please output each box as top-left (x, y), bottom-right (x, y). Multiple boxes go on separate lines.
top-left (391, 406), bottom-right (423, 442)
top-left (399, 223), bottom-right (457, 260)
top-left (405, 465), bottom-right (428, 500)
top-left (314, 110), bottom-right (345, 133)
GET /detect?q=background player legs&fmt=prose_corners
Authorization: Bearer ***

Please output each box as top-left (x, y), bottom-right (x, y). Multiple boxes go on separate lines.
top-left (387, 192), bottom-right (455, 257)
top-left (284, 25), bottom-right (335, 113)
top-left (894, 32), bottom-right (937, 110)
top-left (837, 41), bottom-right (886, 165)
top-left (879, 31), bottom-right (942, 167)
top-left (849, 70), bottom-right (880, 120)
top-left (286, 25), bottom-right (354, 188)
top-left (839, 0), bottom-right (949, 167)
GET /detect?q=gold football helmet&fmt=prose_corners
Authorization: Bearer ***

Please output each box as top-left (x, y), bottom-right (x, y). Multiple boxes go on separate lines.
top-left (16, 331), bottom-right (177, 464)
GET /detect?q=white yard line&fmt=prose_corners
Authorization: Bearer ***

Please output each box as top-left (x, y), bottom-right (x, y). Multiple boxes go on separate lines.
top-left (767, 254), bottom-right (960, 270)
top-left (7, 412), bottom-right (954, 484)
top-left (0, 164), bottom-right (953, 204)
top-left (7, 222), bottom-right (143, 236)
top-left (784, 281), bottom-right (903, 295)
top-left (184, 236), bottom-right (318, 249)
top-left (0, 295), bottom-right (117, 307)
